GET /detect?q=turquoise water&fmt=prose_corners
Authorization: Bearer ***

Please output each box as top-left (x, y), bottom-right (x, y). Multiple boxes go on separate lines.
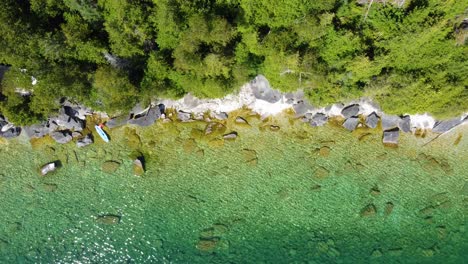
top-left (0, 113), bottom-right (467, 263)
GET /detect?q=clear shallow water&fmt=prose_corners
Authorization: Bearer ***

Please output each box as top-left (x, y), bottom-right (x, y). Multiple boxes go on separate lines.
top-left (0, 112), bottom-right (467, 263)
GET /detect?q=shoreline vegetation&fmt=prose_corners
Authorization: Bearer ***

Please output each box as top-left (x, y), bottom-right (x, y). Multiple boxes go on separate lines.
top-left (1, 74), bottom-right (467, 149)
top-left (0, 0), bottom-right (467, 126)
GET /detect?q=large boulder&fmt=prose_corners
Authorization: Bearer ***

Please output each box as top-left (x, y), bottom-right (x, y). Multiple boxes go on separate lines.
top-left (250, 75), bottom-right (282, 103)
top-left (309, 113), bottom-right (328, 127)
top-left (24, 122), bottom-right (54, 138)
top-left (381, 114), bottom-right (401, 131)
top-left (61, 101), bottom-right (92, 120)
top-left (50, 130), bottom-right (73, 144)
top-left (383, 129), bottom-right (399, 145)
top-left (77, 134), bottom-right (93, 147)
top-left (432, 118), bottom-right (463, 133)
top-left (128, 106), bottom-right (161, 127)
top-left (365, 112), bottom-right (379, 128)
top-left (399, 115), bottom-right (411, 133)
top-left (293, 101), bottom-right (314, 116)
top-left (52, 113), bottom-right (85, 131)
top-left (343, 117), bottom-right (360, 131)
top-left (341, 104), bottom-right (360, 118)
top-left (0, 127), bottom-right (21, 138)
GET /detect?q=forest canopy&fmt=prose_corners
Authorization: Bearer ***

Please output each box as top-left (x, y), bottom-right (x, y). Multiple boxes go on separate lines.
top-left (0, 0), bottom-right (467, 124)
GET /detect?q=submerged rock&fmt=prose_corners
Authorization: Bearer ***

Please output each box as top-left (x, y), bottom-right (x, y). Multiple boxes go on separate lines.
top-left (102, 161), bottom-right (121, 173)
top-left (250, 75), bottom-right (282, 103)
top-left (365, 112), bottom-right (379, 128)
top-left (96, 214), bottom-right (121, 224)
top-left (341, 104), bottom-right (360, 118)
top-left (343, 117), bottom-right (359, 131)
top-left (383, 128), bottom-right (399, 145)
top-left (360, 203), bottom-right (377, 217)
top-left (51, 130), bottom-right (73, 144)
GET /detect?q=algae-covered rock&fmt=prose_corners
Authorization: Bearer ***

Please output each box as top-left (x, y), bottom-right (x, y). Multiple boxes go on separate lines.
top-left (242, 149), bottom-right (258, 165)
top-left (102, 161), bottom-right (120, 173)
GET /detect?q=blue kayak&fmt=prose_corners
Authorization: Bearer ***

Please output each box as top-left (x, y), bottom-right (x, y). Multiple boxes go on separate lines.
top-left (95, 125), bottom-right (110, 143)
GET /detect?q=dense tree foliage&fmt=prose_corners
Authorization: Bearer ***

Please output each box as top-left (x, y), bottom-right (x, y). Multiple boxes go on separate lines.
top-left (0, 0), bottom-right (466, 124)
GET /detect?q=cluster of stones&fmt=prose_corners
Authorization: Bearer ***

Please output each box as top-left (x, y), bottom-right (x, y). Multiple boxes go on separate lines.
top-left (298, 102), bottom-right (467, 145)
top-left (1, 75), bottom-right (467, 147)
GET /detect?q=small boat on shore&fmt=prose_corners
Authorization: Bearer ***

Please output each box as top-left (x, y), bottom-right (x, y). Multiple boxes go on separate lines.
top-left (95, 124), bottom-right (110, 143)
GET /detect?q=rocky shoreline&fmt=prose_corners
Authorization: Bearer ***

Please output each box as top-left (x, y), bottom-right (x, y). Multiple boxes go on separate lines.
top-left (1, 75), bottom-right (467, 146)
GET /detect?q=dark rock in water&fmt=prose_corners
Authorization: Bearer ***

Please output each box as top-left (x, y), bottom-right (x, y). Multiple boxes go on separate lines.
top-left (177, 111), bottom-right (191, 122)
top-left (205, 122), bottom-right (226, 136)
top-left (24, 122), bottom-right (53, 138)
top-left (360, 204), bottom-right (377, 217)
top-left (399, 115), bottom-right (411, 133)
top-left (381, 114), bottom-right (401, 130)
top-left (314, 166), bottom-right (330, 179)
top-left (310, 113), bottom-right (328, 127)
top-left (285, 90), bottom-right (304, 104)
top-left (293, 101), bottom-right (314, 116)
top-left (50, 130), bottom-right (73, 144)
top-left (462, 181), bottom-right (468, 195)
top-left (432, 118), bottom-right (462, 133)
top-left (0, 126), bottom-right (21, 138)
top-left (102, 161), bottom-right (120, 173)
top-left (96, 214), bottom-right (121, 224)
top-left (77, 134), bottom-right (93, 147)
top-left (235, 116), bottom-right (248, 124)
top-left (106, 115), bottom-right (129, 128)
top-left (42, 183), bottom-right (58, 192)
top-left (384, 202), bottom-right (394, 216)
top-left (383, 128), bottom-right (399, 145)
top-left (223, 132), bottom-right (238, 140)
top-left (250, 75), bottom-right (282, 103)
top-left (343, 117), bottom-right (359, 131)
top-left (365, 112), bottom-right (379, 128)
top-left (341, 104), bottom-right (360, 118)
top-left (128, 106), bottom-right (161, 127)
